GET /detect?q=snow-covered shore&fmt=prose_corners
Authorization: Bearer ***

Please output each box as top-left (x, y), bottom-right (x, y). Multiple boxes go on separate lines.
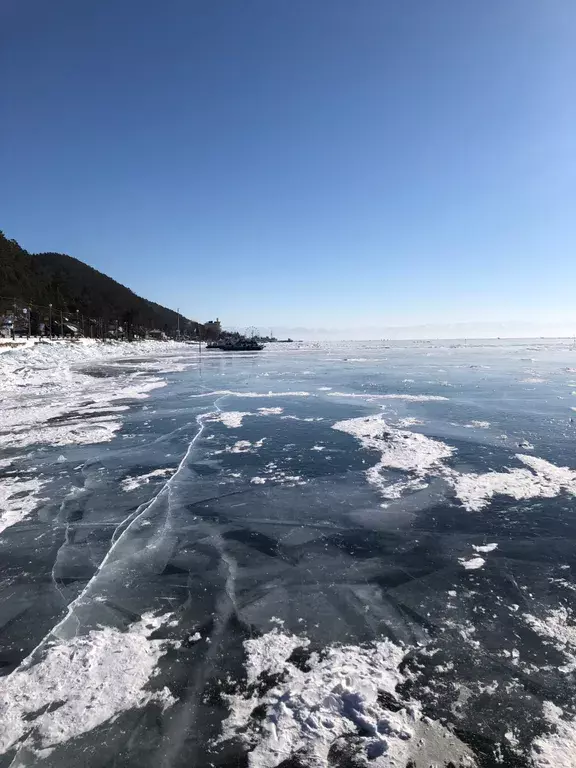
top-left (0, 340), bottom-right (195, 533)
top-left (0, 338), bottom-right (193, 391)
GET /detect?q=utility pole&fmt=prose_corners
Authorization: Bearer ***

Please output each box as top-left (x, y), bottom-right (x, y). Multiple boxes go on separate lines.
top-left (177, 308), bottom-right (180, 339)
top-left (27, 307), bottom-right (31, 339)
top-left (49, 304), bottom-right (53, 340)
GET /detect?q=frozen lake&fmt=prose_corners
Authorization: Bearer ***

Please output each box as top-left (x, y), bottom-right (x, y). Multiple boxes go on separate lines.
top-left (1, 339), bottom-right (576, 767)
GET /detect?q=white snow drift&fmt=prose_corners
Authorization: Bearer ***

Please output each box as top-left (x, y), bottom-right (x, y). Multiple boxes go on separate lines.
top-left (332, 414), bottom-right (576, 513)
top-left (0, 613), bottom-right (176, 756)
top-left (220, 630), bottom-right (475, 768)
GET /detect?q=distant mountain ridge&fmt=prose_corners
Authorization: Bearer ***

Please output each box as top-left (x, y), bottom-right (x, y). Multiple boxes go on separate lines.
top-left (0, 230), bottom-right (201, 334)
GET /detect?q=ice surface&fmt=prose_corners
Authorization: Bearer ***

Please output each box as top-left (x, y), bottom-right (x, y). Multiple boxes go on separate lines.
top-left (3, 338), bottom-right (576, 767)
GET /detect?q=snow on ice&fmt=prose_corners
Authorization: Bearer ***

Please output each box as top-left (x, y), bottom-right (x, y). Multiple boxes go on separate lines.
top-left (0, 613), bottom-right (176, 756)
top-left (220, 630), bottom-right (475, 768)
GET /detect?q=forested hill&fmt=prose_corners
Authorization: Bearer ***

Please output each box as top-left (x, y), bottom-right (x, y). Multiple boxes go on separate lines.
top-left (0, 230), bottom-right (201, 334)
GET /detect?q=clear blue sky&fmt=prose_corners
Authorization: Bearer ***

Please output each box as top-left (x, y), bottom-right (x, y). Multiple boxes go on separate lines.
top-left (2, 1), bottom-right (575, 337)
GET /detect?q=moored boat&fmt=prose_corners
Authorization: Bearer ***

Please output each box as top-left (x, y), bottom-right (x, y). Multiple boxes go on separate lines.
top-left (206, 335), bottom-right (264, 351)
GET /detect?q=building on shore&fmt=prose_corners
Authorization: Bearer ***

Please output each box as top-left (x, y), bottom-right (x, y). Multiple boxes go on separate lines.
top-left (204, 318), bottom-right (222, 340)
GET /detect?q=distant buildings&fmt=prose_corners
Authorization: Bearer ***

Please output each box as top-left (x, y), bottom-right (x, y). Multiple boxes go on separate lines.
top-left (147, 329), bottom-right (168, 341)
top-left (0, 307), bottom-right (217, 342)
top-left (0, 314), bottom-right (14, 338)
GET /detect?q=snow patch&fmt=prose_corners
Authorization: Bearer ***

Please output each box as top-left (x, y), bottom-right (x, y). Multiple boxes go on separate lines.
top-left (523, 607), bottom-right (576, 662)
top-left (220, 630), bottom-right (475, 768)
top-left (0, 613), bottom-right (176, 756)
top-left (328, 392), bottom-right (448, 402)
top-left (333, 415), bottom-right (453, 474)
top-left (459, 556), bottom-right (485, 570)
top-left (280, 415), bottom-right (323, 422)
top-left (213, 412), bottom-right (252, 429)
top-left (0, 474), bottom-right (47, 534)
top-left (473, 543), bottom-right (498, 553)
top-left (121, 467), bottom-right (175, 492)
top-left (396, 416), bottom-right (425, 427)
top-left (449, 454), bottom-right (576, 512)
top-left (223, 439), bottom-right (266, 454)
top-left (375, 477), bottom-right (429, 500)
top-left (531, 702), bottom-right (576, 767)
top-left (332, 415), bottom-right (576, 513)
top-left (191, 390), bottom-right (311, 398)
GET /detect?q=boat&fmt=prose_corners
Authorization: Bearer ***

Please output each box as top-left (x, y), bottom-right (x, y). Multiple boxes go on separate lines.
top-left (206, 335), bottom-right (264, 351)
